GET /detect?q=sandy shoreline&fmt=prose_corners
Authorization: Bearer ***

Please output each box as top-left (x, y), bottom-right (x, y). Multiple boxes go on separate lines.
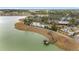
top-left (15, 21), bottom-right (79, 50)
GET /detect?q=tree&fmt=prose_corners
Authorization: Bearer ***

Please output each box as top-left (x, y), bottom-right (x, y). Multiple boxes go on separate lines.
top-left (41, 16), bottom-right (48, 24)
top-left (50, 23), bottom-right (58, 31)
top-left (24, 17), bottom-right (33, 25)
top-left (69, 19), bottom-right (76, 26)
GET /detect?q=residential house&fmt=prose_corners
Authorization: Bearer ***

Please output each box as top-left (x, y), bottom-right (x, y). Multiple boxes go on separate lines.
top-left (31, 22), bottom-right (48, 28)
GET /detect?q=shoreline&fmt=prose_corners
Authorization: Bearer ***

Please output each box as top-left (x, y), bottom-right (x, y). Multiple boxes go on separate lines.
top-left (15, 20), bottom-right (79, 50)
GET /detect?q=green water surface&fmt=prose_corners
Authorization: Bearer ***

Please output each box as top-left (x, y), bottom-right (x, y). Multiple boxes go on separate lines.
top-left (0, 16), bottom-right (63, 51)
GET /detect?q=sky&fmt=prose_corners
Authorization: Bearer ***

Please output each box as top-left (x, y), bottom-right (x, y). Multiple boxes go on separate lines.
top-left (0, 7), bottom-right (79, 10)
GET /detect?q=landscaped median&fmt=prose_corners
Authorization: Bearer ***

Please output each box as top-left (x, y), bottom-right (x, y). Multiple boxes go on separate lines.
top-left (15, 20), bottom-right (79, 51)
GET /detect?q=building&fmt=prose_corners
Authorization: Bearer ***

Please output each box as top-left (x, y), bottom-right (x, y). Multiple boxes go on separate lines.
top-left (58, 21), bottom-right (69, 25)
top-left (31, 22), bottom-right (47, 28)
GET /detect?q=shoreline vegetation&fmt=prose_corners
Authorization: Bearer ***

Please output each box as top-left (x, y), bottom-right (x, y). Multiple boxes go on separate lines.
top-left (15, 19), bottom-right (79, 51)
top-left (1, 9), bottom-right (79, 16)
top-left (0, 10), bottom-right (48, 16)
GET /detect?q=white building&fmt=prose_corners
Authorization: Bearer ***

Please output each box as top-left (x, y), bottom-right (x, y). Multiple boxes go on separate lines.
top-left (68, 32), bottom-right (75, 36)
top-left (58, 21), bottom-right (69, 25)
top-left (31, 22), bottom-right (47, 28)
top-left (74, 34), bottom-right (79, 43)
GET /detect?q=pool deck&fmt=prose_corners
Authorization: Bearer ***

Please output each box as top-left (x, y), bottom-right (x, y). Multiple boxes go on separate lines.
top-left (15, 21), bottom-right (79, 51)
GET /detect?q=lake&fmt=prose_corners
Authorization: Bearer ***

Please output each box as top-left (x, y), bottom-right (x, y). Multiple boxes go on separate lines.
top-left (0, 16), bottom-right (63, 51)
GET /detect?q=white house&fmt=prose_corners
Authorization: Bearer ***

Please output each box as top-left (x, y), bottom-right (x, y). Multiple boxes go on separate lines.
top-left (68, 31), bottom-right (75, 36)
top-left (58, 16), bottom-right (72, 25)
top-left (58, 21), bottom-right (69, 25)
top-left (31, 22), bottom-right (47, 28)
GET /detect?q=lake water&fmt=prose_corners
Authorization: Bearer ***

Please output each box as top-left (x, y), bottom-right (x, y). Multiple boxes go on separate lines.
top-left (0, 16), bottom-right (62, 51)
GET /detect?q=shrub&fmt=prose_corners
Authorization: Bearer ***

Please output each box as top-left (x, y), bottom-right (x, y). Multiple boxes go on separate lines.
top-left (50, 24), bottom-right (58, 31)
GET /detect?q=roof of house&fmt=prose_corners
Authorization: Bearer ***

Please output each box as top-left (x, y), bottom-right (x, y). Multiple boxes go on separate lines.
top-left (58, 21), bottom-right (69, 24)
